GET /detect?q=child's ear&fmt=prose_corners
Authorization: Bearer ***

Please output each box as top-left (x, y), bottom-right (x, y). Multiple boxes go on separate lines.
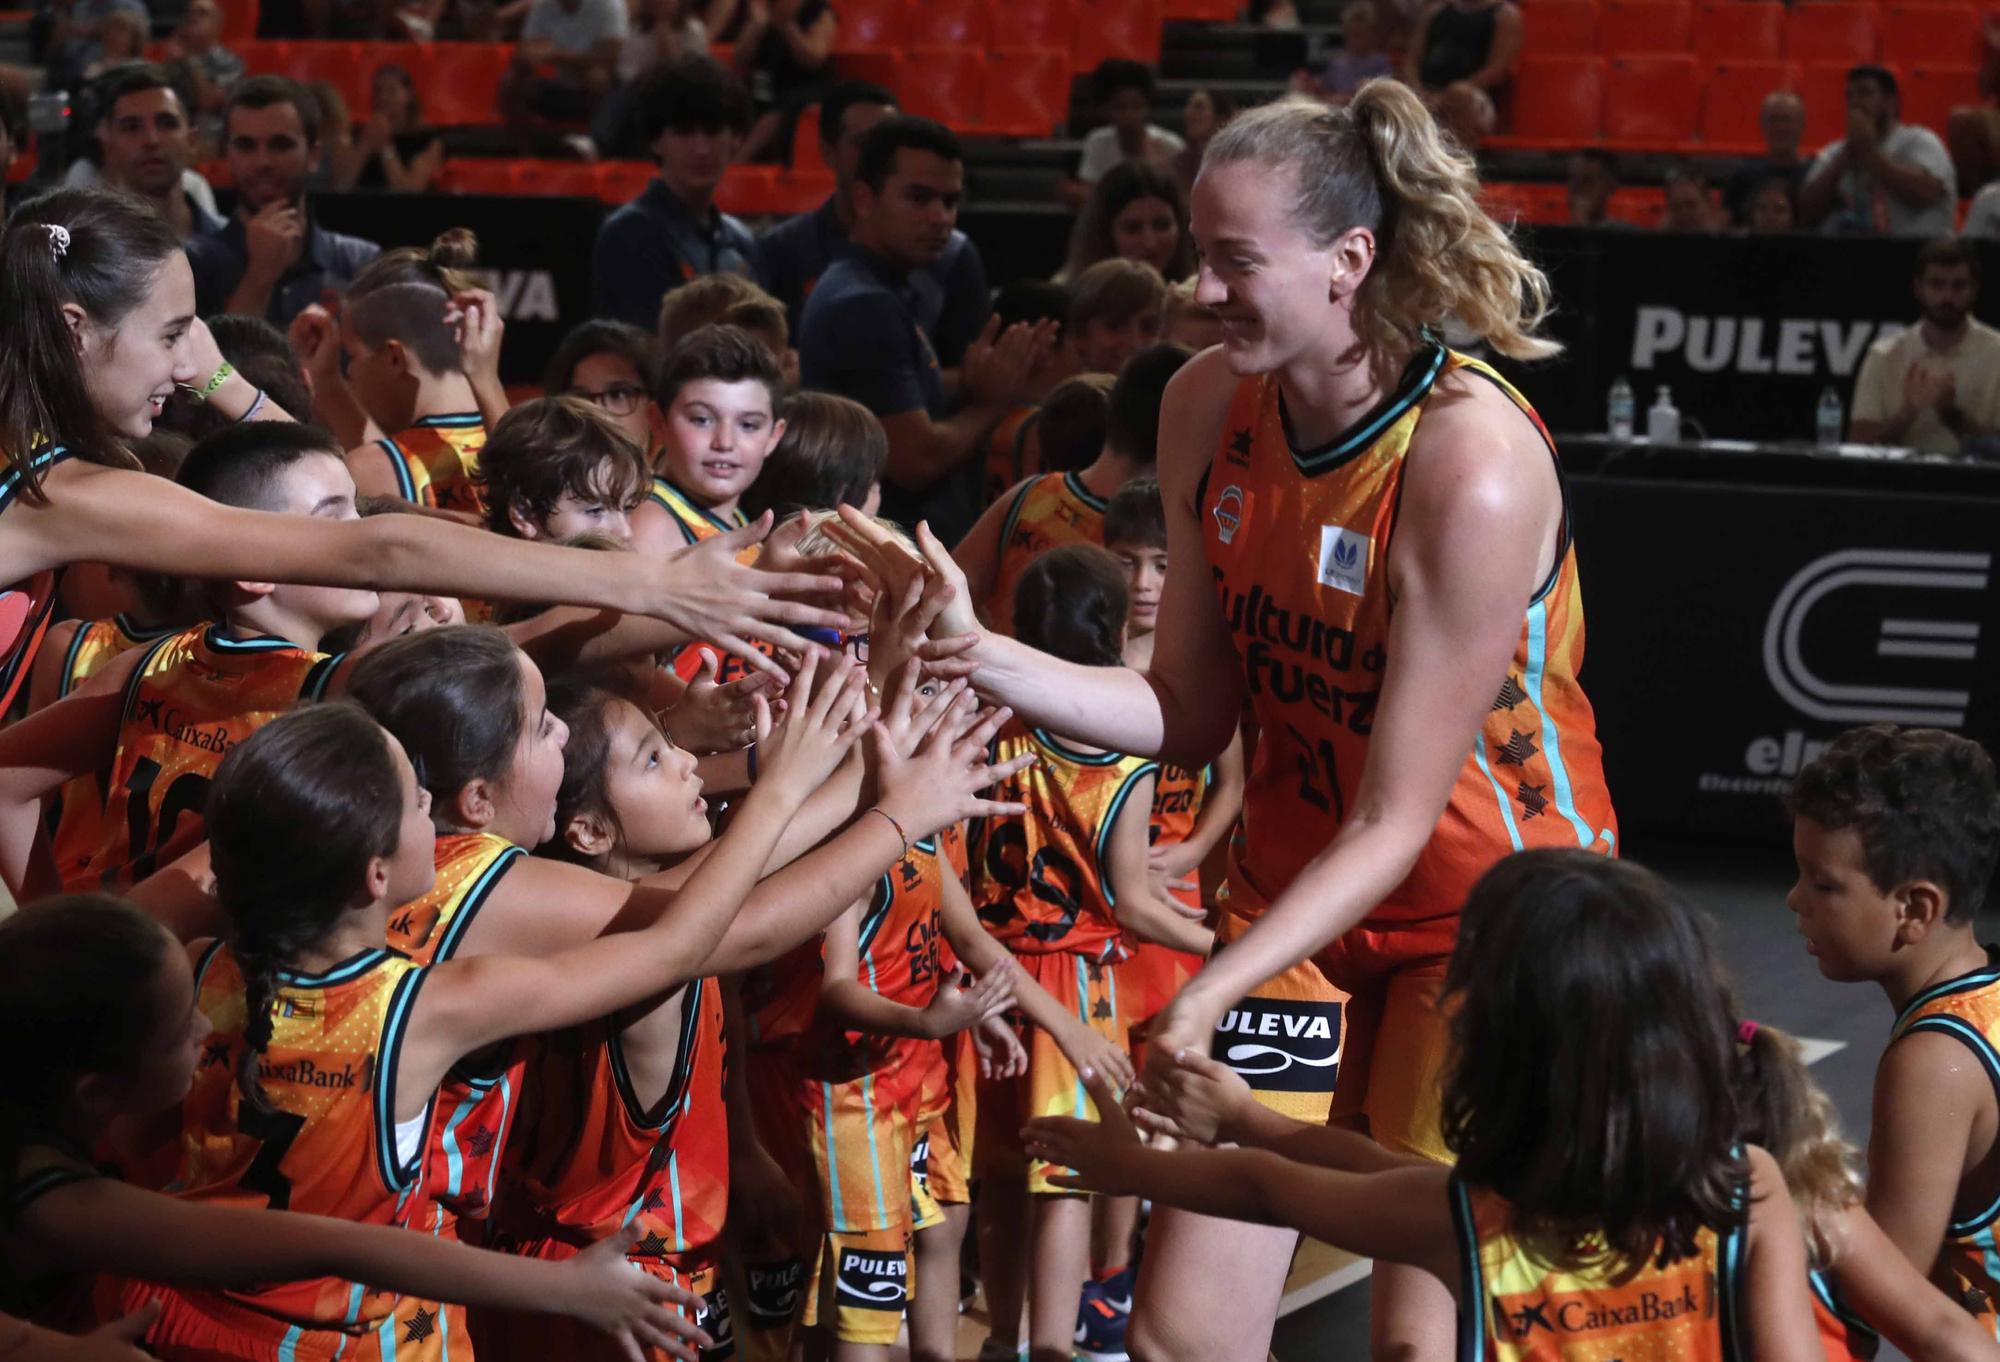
top-left (766, 416), bottom-right (787, 448)
top-left (362, 852), bottom-right (393, 903)
top-left (454, 778), bottom-right (497, 830)
top-left (564, 810), bottom-right (616, 858)
top-left (507, 498), bottom-right (543, 540)
top-left (1898, 878), bottom-right (1951, 940)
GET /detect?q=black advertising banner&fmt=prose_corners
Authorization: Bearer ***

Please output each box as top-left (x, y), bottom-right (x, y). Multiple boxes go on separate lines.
top-left (1500, 228), bottom-right (2000, 443)
top-left (1568, 472), bottom-right (2000, 840)
top-left (311, 192), bottom-right (606, 386)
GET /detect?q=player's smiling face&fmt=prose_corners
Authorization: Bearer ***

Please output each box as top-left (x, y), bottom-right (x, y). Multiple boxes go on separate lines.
top-left (660, 378), bottom-right (784, 513)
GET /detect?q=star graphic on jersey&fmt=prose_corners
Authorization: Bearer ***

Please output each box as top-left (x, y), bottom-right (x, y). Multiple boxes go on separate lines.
top-left (201, 1039), bottom-right (232, 1069)
top-left (642, 1188), bottom-right (667, 1213)
top-left (1092, 997), bottom-right (1114, 1021)
top-left (134, 697), bottom-right (164, 726)
top-left (1227, 429), bottom-right (1254, 464)
top-left (1517, 782), bottom-right (1549, 819)
top-left (1491, 675), bottom-right (1527, 712)
top-left (1494, 730), bottom-right (1539, 767)
top-left (1506, 1298), bottom-right (1553, 1336)
top-left (461, 1125), bottom-right (495, 1159)
top-left (402, 1308), bottom-right (436, 1344)
top-left (633, 1231), bottom-right (671, 1258)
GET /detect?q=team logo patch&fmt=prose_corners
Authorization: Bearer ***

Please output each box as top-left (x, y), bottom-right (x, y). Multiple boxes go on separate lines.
top-left (910, 1132), bottom-right (932, 1189)
top-left (1213, 485), bottom-right (1246, 545)
top-left (744, 1257), bottom-right (804, 1327)
top-left (835, 1248), bottom-right (909, 1311)
top-left (1316, 525), bottom-right (1371, 596)
top-left (1210, 996), bottom-right (1342, 1092)
top-left (698, 1286), bottom-right (737, 1359)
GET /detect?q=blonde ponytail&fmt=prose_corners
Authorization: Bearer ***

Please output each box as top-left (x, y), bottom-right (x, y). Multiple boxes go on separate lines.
top-left (1204, 84), bottom-right (1559, 361)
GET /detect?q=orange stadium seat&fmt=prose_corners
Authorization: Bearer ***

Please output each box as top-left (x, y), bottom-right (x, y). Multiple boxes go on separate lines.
top-left (420, 42), bottom-right (515, 125)
top-left (1522, 0), bottom-right (1598, 55)
top-left (1605, 184), bottom-right (1667, 227)
top-left (523, 160), bottom-right (604, 196)
top-left (834, 0), bottom-right (909, 52)
top-left (600, 159), bottom-right (656, 203)
top-left (1605, 53), bottom-right (1700, 144)
top-left (1698, 58), bottom-right (1799, 151)
top-left (1902, 64), bottom-right (1980, 132)
top-left (994, 0), bottom-right (1078, 52)
top-left (836, 51), bottom-right (906, 90)
top-left (1494, 54), bottom-right (1603, 146)
top-left (278, 41), bottom-right (369, 112)
top-left (791, 104), bottom-right (828, 173)
top-left (984, 47), bottom-right (1072, 135)
top-left (1785, 4), bottom-right (1878, 65)
top-left (898, 48), bottom-right (987, 130)
top-left (1693, 2), bottom-right (1784, 63)
top-left (1599, 0), bottom-right (1692, 54)
top-left (1881, 4), bottom-right (1981, 68)
top-left (1162, 0), bottom-right (1238, 15)
top-left (442, 159), bottom-right (528, 194)
top-left (219, 0), bottom-right (259, 42)
top-left (910, 0), bottom-right (989, 47)
top-left (1072, 0), bottom-right (1163, 69)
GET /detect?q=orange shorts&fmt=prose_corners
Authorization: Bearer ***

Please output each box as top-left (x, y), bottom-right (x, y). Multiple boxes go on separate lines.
top-left (912, 1031), bottom-right (976, 1207)
top-left (104, 1279), bottom-right (429, 1362)
top-left (1210, 880), bottom-right (1456, 1161)
top-left (801, 1224), bottom-right (912, 1344)
top-left (975, 950), bottom-right (1130, 1196)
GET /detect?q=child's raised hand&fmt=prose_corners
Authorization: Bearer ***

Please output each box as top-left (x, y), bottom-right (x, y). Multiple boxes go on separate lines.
top-left (869, 692), bottom-right (1030, 842)
top-left (443, 288), bottom-right (505, 389)
top-left (1054, 1017), bottom-right (1136, 1093)
top-left (663, 651), bottom-right (772, 754)
top-left (652, 515), bottom-right (852, 679)
top-left (756, 650), bottom-right (873, 796)
top-left (918, 966), bottom-right (1016, 1040)
top-left (1131, 1048), bottom-right (1252, 1147)
top-left (867, 550), bottom-right (968, 688)
top-left (974, 1012), bottom-right (1029, 1079)
top-left (59, 1301), bottom-right (161, 1360)
top-left (1025, 1067), bottom-right (1146, 1198)
top-left (558, 1226), bottom-right (714, 1362)
top-left (874, 660), bottom-right (960, 761)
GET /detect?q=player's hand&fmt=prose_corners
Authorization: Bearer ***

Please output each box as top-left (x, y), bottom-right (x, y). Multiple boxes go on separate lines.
top-left (1131, 1047), bottom-right (1253, 1147)
top-left (444, 288), bottom-right (505, 390)
top-left (243, 201), bottom-right (306, 282)
top-left (871, 692), bottom-right (1029, 843)
top-left (961, 318), bottom-right (1057, 408)
top-left (48, 1302), bottom-right (161, 1359)
top-left (1140, 989), bottom-right (1224, 1101)
top-left (873, 660), bottom-right (958, 761)
top-left (1053, 1015), bottom-right (1136, 1092)
top-left (663, 651), bottom-right (773, 754)
top-left (919, 967), bottom-right (1016, 1039)
top-left (651, 513), bottom-right (852, 680)
top-left (1025, 1067), bottom-right (1146, 1197)
top-left (756, 649), bottom-right (873, 799)
top-left (867, 547), bottom-right (968, 689)
top-left (1147, 839), bottom-right (1204, 883)
top-left (973, 1011), bottom-right (1029, 1079)
top-left (557, 1226), bottom-right (713, 1362)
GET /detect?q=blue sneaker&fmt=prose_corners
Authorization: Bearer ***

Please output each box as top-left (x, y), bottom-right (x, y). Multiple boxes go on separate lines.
top-left (1074, 1290), bottom-right (1130, 1362)
top-left (1083, 1266), bottom-right (1135, 1317)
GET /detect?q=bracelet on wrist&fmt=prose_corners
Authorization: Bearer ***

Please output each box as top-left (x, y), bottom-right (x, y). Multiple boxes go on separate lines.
top-left (200, 360), bottom-right (236, 399)
top-left (866, 805), bottom-right (910, 859)
top-left (236, 387), bottom-right (268, 423)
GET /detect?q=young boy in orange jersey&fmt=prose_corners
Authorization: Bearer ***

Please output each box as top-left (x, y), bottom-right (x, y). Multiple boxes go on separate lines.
top-left (342, 279), bottom-right (490, 518)
top-left (971, 546), bottom-right (1212, 1362)
top-left (956, 345), bottom-right (1192, 637)
top-left (1787, 725), bottom-right (2000, 1330)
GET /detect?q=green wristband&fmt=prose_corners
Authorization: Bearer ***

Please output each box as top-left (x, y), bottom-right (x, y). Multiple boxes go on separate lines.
top-left (201, 361), bottom-right (235, 399)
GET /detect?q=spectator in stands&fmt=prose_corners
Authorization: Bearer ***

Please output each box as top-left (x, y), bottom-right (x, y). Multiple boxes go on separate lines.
top-left (1801, 65), bottom-right (1955, 238)
top-left (82, 9), bottom-right (148, 79)
top-left (732, 0), bottom-right (838, 162)
top-left (47, 0), bottom-right (150, 87)
top-left (334, 63), bottom-right (445, 191)
top-left (1744, 176), bottom-right (1797, 234)
top-left (1723, 90), bottom-right (1805, 228)
top-left (163, 0), bottom-right (245, 145)
top-left (545, 318), bottom-right (665, 454)
top-left (755, 82), bottom-right (993, 375)
top-left (1850, 238), bottom-right (2000, 455)
top-left (185, 75), bottom-right (383, 325)
top-left (1063, 159), bottom-right (1195, 285)
top-left (798, 116), bottom-right (1051, 542)
top-left (1947, 13), bottom-right (2000, 194)
top-left (501, 0), bottom-right (629, 151)
top-left (1171, 87), bottom-right (1232, 197)
top-left (1567, 148), bottom-right (1616, 227)
top-left (1062, 59), bottom-right (1186, 212)
top-left (1294, 1), bottom-right (1394, 107)
top-left (1066, 259), bottom-right (1167, 376)
top-left (73, 66), bottom-right (224, 240)
top-left (1402, 0), bottom-right (1518, 147)
top-left (592, 0), bottom-right (712, 153)
top-left (593, 56), bottom-right (756, 329)
top-left (305, 79), bottom-right (357, 189)
top-left (1660, 166), bottom-right (1721, 233)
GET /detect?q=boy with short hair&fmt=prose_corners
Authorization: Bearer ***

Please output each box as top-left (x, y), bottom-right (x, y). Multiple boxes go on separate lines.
top-left (341, 279), bottom-right (489, 518)
top-left (658, 272), bottom-right (799, 391)
top-left (1067, 259), bottom-right (1168, 377)
top-left (479, 395), bottom-right (652, 545)
top-left (742, 392), bottom-right (888, 522)
top-left (1787, 724), bottom-right (2000, 1326)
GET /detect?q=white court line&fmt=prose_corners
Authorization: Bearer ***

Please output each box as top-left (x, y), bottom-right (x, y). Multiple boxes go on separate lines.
top-left (1273, 1033), bottom-right (1848, 1318)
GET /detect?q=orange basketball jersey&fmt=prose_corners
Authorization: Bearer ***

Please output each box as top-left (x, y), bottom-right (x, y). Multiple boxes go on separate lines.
top-left (126, 942), bottom-right (432, 1355)
top-left (54, 614), bottom-right (179, 700)
top-left (386, 832), bottom-right (530, 1223)
top-left (983, 407), bottom-right (1040, 508)
top-left (0, 443), bottom-right (80, 715)
top-left (969, 721), bottom-right (1154, 964)
top-left (497, 976), bottom-right (730, 1276)
top-left (981, 473), bottom-right (1109, 636)
top-left (1200, 344), bottom-right (1616, 928)
top-left (649, 477), bottom-right (770, 684)
top-left (55, 627), bottom-right (340, 892)
top-left (1451, 1176), bottom-right (1746, 1361)
top-left (1149, 761), bottom-right (1210, 911)
top-left (375, 412), bottom-right (488, 518)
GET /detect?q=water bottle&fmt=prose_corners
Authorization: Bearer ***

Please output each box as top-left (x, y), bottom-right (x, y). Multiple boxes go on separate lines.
top-left (1607, 375), bottom-right (1635, 441)
top-left (1646, 385), bottom-right (1680, 443)
top-left (1816, 385), bottom-right (1844, 448)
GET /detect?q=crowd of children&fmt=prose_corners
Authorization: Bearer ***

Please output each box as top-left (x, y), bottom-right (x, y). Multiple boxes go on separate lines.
top-left (8, 86), bottom-right (2000, 1362)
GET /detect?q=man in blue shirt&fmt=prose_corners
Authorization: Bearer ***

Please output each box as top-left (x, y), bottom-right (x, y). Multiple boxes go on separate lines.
top-left (755, 82), bottom-right (991, 372)
top-left (184, 75), bottom-right (381, 327)
top-left (798, 117), bottom-right (1044, 542)
top-left (593, 55), bottom-right (758, 330)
